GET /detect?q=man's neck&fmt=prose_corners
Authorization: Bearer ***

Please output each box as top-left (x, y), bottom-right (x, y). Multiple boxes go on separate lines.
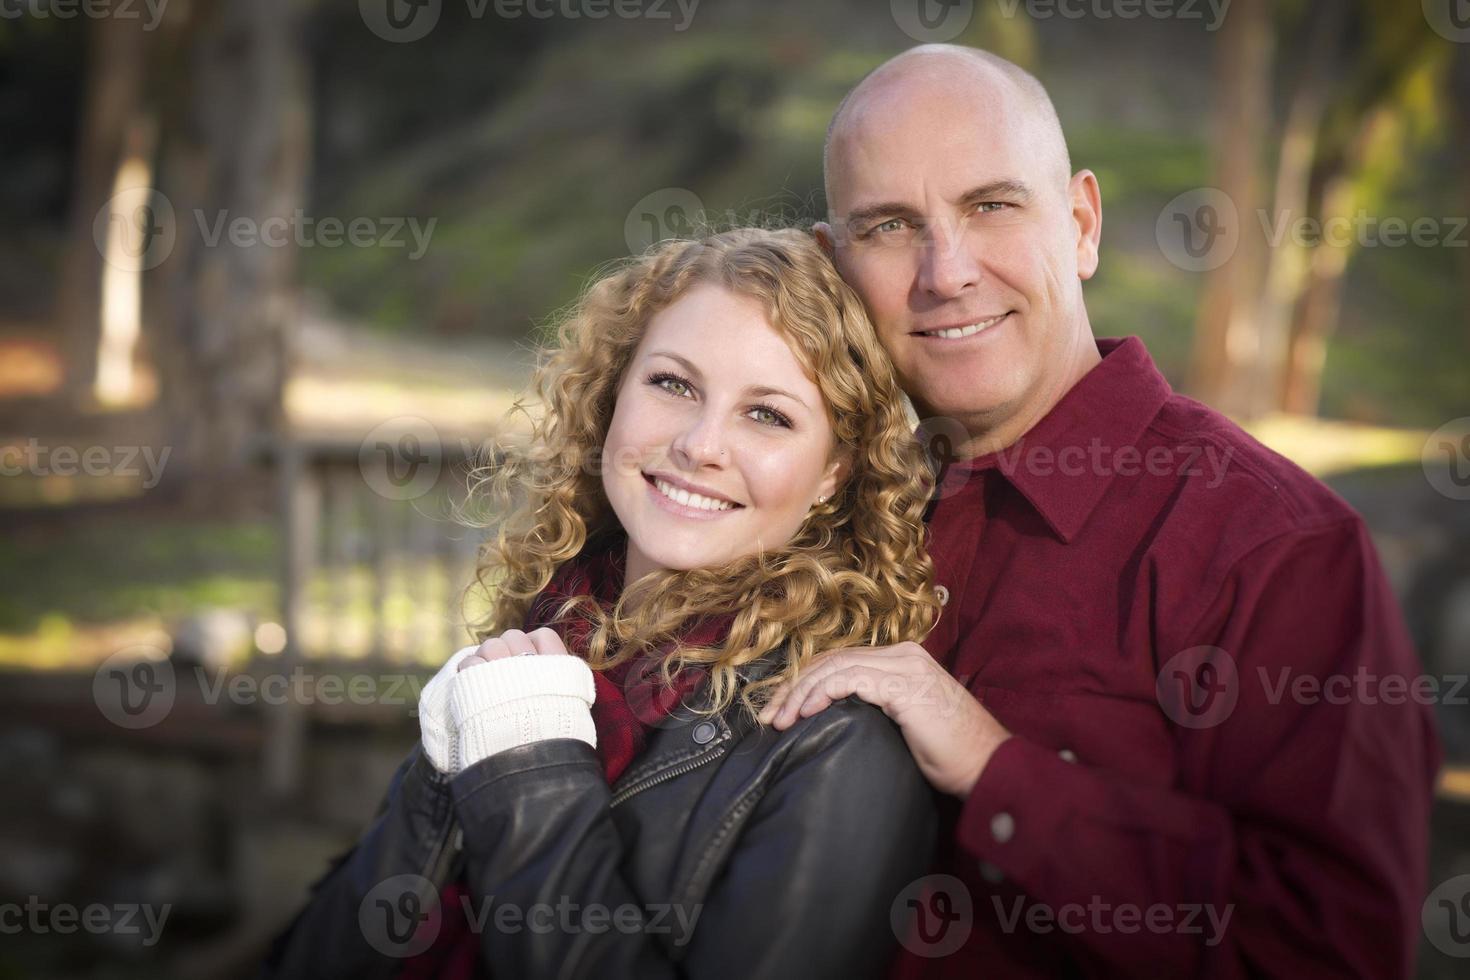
top-left (951, 331), bottom-right (1102, 460)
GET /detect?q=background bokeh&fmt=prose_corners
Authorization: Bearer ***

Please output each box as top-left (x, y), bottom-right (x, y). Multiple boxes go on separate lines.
top-left (1, 0), bottom-right (1468, 976)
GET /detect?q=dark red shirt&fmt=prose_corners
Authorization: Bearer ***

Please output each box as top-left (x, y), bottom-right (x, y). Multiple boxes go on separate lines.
top-left (888, 337), bottom-right (1440, 979)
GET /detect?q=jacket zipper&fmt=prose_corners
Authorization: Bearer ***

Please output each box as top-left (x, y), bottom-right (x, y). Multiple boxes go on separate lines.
top-left (609, 740), bottom-right (729, 808)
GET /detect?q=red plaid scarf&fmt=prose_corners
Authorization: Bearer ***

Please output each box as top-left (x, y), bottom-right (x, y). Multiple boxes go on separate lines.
top-left (399, 536), bottom-right (730, 978)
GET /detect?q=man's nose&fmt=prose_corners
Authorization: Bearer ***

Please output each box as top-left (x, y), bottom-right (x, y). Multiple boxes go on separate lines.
top-left (917, 218), bottom-right (981, 299)
top-left (669, 410), bottom-right (730, 469)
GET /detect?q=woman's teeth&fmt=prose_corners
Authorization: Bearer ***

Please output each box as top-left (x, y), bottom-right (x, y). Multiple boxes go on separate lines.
top-left (922, 313), bottom-right (1007, 339)
top-left (654, 478), bottom-right (735, 512)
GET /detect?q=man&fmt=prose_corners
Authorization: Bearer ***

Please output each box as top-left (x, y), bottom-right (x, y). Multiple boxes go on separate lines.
top-left (757, 45), bottom-right (1440, 978)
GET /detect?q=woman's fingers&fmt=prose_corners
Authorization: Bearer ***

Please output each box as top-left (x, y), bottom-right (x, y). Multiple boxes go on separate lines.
top-left (526, 627), bottom-right (568, 656)
top-left (458, 627), bottom-right (566, 673)
top-left (498, 629), bottom-right (536, 656)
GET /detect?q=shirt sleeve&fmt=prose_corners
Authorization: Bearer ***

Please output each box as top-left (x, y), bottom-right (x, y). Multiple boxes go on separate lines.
top-left (953, 517), bottom-right (1442, 978)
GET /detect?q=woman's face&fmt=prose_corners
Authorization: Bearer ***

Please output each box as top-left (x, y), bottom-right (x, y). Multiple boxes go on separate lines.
top-left (602, 283), bottom-right (847, 582)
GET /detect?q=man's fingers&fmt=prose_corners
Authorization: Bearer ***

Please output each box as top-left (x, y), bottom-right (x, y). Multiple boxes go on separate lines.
top-left (772, 653), bottom-right (907, 728)
top-left (794, 665), bottom-right (891, 720)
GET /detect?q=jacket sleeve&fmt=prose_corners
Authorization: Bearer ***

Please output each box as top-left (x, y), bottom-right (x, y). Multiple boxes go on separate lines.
top-left (260, 745), bottom-right (459, 980)
top-left (449, 702), bottom-right (937, 979)
top-left (953, 517), bottom-right (1441, 978)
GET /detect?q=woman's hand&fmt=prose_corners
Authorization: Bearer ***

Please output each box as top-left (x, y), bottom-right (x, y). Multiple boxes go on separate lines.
top-left (458, 626), bottom-right (568, 671)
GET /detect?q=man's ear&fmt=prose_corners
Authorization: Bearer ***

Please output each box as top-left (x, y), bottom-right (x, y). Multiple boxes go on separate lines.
top-left (1070, 169), bottom-right (1102, 280)
top-left (813, 221), bottom-right (837, 256)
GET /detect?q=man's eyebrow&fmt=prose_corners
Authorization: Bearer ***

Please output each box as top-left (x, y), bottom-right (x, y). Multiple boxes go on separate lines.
top-left (646, 351), bottom-right (811, 411)
top-left (958, 179), bottom-right (1034, 206)
top-left (845, 180), bottom-right (1035, 228)
top-left (845, 202), bottom-right (923, 229)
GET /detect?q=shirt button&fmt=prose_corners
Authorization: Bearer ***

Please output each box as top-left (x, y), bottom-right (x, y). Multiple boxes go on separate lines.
top-left (935, 585), bottom-right (950, 607)
top-left (979, 860), bottom-right (1004, 884)
top-left (1058, 749), bottom-right (1077, 763)
top-left (692, 721), bottom-right (718, 744)
top-left (990, 811), bottom-right (1015, 844)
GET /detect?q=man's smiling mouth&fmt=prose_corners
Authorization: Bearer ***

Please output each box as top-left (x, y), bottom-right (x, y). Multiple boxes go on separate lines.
top-left (913, 312), bottom-right (1011, 339)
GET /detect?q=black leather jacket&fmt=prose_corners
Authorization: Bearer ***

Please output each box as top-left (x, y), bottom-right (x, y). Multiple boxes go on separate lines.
top-left (261, 656), bottom-right (937, 979)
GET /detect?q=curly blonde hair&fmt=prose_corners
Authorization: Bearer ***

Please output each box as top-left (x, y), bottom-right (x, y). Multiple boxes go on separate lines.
top-left (464, 227), bottom-right (940, 722)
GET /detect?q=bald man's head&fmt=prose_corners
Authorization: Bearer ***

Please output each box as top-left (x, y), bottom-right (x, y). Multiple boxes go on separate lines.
top-left (812, 43), bottom-right (1102, 457)
top-left (823, 45), bottom-right (1072, 208)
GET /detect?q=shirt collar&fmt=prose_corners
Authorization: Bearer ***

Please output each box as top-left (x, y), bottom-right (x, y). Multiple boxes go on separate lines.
top-left (945, 336), bottom-right (1173, 544)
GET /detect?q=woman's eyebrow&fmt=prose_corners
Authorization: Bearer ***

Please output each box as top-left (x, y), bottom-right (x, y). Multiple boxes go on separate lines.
top-left (646, 350), bottom-right (704, 379)
top-left (746, 384), bottom-right (809, 410)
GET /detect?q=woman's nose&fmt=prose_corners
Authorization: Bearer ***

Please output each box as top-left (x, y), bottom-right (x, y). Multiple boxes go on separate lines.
top-left (670, 411), bottom-right (729, 468)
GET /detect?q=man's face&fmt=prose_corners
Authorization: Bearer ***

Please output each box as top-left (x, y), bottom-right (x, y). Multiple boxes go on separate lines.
top-left (821, 75), bottom-right (1099, 436)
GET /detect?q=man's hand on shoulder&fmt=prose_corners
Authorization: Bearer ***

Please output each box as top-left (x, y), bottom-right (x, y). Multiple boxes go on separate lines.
top-left (756, 642), bottom-right (1011, 797)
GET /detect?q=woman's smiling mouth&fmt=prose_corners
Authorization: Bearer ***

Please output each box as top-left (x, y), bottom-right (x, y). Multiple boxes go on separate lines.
top-left (643, 472), bottom-right (743, 518)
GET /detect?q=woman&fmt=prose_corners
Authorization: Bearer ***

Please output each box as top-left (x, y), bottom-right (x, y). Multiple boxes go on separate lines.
top-left (262, 228), bottom-right (943, 979)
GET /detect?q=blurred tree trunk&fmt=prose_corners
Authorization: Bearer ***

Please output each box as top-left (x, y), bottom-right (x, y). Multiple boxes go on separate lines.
top-left (1280, 12), bottom-right (1443, 414)
top-left (152, 0), bottom-right (311, 506)
top-left (1186, 0), bottom-right (1272, 418)
top-left (54, 13), bottom-right (150, 409)
top-left (1248, 1), bottom-right (1344, 417)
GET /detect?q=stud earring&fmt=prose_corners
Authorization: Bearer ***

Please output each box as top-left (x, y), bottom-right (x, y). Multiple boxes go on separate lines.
top-left (816, 495), bottom-right (828, 504)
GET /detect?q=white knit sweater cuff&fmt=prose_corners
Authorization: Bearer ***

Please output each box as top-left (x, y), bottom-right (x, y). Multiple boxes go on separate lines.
top-left (449, 654), bottom-right (598, 773)
top-left (418, 644), bottom-right (482, 774)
